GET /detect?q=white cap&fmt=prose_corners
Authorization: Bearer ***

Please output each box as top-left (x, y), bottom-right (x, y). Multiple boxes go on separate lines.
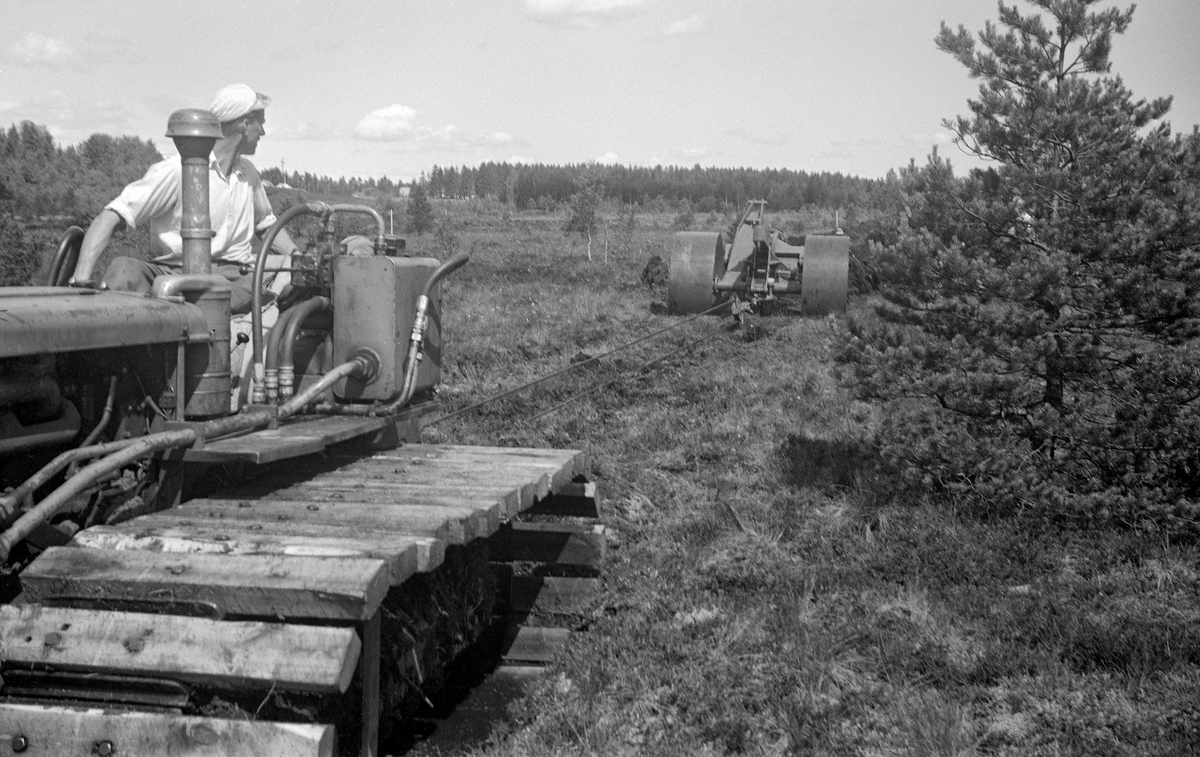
top-left (210, 83), bottom-right (270, 124)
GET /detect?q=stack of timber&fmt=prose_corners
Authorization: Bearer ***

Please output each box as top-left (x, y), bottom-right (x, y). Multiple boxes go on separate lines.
top-left (0, 443), bottom-right (591, 757)
top-left (489, 478), bottom-right (605, 665)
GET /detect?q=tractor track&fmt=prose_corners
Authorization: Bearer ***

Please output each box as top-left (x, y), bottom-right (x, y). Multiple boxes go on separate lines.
top-left (0, 423), bottom-right (600, 757)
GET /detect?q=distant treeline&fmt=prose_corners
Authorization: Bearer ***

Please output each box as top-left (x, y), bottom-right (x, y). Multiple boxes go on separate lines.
top-left (0, 122), bottom-right (162, 220)
top-left (258, 168), bottom-right (401, 197)
top-left (1, 120), bottom-right (885, 220)
top-left (425, 162), bottom-right (885, 211)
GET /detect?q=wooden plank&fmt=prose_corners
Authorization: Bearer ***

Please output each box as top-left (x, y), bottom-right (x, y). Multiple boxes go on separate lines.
top-left (0, 703), bottom-right (334, 756)
top-left (274, 466), bottom-right (537, 517)
top-left (509, 576), bottom-right (600, 614)
top-left (490, 522), bottom-right (606, 568)
top-left (127, 513), bottom-right (452, 567)
top-left (363, 444), bottom-right (588, 486)
top-left (359, 612), bottom-right (380, 757)
top-left (176, 497), bottom-right (502, 543)
top-left (182, 416), bottom-right (391, 464)
top-left (331, 453), bottom-right (559, 506)
top-left (270, 490), bottom-right (504, 538)
top-left (350, 450), bottom-right (588, 496)
top-left (20, 547), bottom-right (389, 621)
top-left (0, 605), bottom-right (361, 694)
top-left (238, 480), bottom-right (521, 519)
top-left (332, 460), bottom-right (552, 511)
top-left (171, 500), bottom-right (471, 545)
top-left (72, 524), bottom-right (440, 583)
top-left (501, 626), bottom-right (570, 664)
top-left (319, 445), bottom-right (588, 515)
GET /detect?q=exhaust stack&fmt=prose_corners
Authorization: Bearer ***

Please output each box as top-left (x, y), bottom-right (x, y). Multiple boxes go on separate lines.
top-left (165, 109), bottom-right (222, 275)
top-left (159, 109), bottom-right (233, 418)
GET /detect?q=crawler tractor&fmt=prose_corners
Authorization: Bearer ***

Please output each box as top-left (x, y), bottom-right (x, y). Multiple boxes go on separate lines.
top-left (0, 109), bottom-right (461, 546)
top-left (668, 200), bottom-right (850, 316)
top-left (0, 110), bottom-right (594, 756)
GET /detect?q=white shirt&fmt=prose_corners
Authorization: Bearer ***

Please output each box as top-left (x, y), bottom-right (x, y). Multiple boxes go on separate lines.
top-left (106, 155), bottom-right (278, 266)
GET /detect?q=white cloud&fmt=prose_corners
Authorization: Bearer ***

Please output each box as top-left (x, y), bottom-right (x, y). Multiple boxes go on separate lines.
top-left (662, 13), bottom-right (705, 36)
top-left (349, 104), bottom-right (521, 155)
top-left (525, 0), bottom-right (645, 27)
top-left (594, 151), bottom-right (620, 164)
top-left (353, 104), bottom-right (420, 141)
top-left (3, 32), bottom-right (76, 67)
top-left (678, 147), bottom-right (708, 160)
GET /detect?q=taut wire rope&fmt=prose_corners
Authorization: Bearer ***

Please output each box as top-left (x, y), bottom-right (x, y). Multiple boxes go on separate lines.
top-left (427, 299), bottom-right (731, 426)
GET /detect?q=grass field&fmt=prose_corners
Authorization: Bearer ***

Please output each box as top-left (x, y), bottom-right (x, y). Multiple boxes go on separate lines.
top-left (400, 202), bottom-right (1200, 756)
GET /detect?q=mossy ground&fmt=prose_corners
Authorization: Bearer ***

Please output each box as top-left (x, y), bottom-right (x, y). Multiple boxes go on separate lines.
top-left (409, 202), bottom-right (1199, 756)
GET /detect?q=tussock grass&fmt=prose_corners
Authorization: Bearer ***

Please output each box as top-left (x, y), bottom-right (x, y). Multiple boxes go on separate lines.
top-left (420, 204), bottom-right (1200, 756)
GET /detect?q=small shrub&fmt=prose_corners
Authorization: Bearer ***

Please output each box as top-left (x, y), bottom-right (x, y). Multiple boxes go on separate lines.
top-left (640, 254), bottom-right (668, 289)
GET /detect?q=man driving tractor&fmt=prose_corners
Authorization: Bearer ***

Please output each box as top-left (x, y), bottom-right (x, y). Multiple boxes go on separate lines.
top-left (70, 83), bottom-right (300, 314)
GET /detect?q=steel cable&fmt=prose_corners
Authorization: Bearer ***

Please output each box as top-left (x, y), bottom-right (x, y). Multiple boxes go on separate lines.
top-left (428, 299), bottom-right (731, 427)
top-left (523, 332), bottom-right (712, 423)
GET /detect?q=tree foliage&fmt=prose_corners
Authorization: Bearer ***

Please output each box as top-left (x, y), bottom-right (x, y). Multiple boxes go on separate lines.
top-left (563, 167), bottom-right (604, 237)
top-left (563, 166), bottom-right (606, 260)
top-left (842, 0), bottom-right (1200, 537)
top-left (0, 123), bottom-right (161, 220)
top-left (406, 181), bottom-right (435, 236)
top-left (0, 214), bottom-right (37, 286)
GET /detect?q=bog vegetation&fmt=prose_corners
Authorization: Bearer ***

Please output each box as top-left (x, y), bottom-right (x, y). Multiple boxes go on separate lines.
top-left (2, 0), bottom-right (1198, 753)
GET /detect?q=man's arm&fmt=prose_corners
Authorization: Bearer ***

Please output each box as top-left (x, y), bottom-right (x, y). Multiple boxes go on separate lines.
top-left (70, 209), bottom-right (126, 287)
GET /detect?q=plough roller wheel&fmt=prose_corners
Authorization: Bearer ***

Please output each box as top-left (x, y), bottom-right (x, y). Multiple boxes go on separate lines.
top-left (798, 235), bottom-right (851, 316)
top-left (667, 232), bottom-right (725, 315)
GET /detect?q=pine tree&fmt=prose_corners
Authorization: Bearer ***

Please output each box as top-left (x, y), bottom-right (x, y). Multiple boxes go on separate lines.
top-left (843, 0), bottom-right (1200, 535)
top-left (406, 182), bottom-right (435, 236)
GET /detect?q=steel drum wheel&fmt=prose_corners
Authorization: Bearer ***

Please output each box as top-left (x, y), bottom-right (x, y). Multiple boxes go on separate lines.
top-left (667, 232), bottom-right (725, 315)
top-left (798, 235), bottom-right (851, 316)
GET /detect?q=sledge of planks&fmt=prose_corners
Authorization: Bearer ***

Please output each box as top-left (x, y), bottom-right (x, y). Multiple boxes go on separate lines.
top-left (0, 444), bottom-right (592, 757)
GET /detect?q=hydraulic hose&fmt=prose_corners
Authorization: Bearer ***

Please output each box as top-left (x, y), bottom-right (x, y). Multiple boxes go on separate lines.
top-left (79, 377), bottom-right (120, 450)
top-left (0, 437), bottom-right (150, 521)
top-left (0, 429), bottom-right (197, 561)
top-left (278, 296), bottom-right (330, 399)
top-left (252, 202), bottom-right (329, 396)
top-left (278, 357), bottom-right (364, 417)
top-left (264, 304), bottom-right (304, 403)
top-left (388, 252), bottom-right (471, 410)
top-left (0, 356), bottom-right (373, 562)
top-left (66, 376), bottom-right (120, 477)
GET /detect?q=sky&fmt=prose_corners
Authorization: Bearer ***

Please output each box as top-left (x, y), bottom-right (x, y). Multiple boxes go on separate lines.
top-left (2, 0), bottom-right (1198, 183)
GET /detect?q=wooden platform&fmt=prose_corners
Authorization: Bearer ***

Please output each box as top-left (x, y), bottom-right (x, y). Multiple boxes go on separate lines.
top-left (3, 442), bottom-right (590, 757)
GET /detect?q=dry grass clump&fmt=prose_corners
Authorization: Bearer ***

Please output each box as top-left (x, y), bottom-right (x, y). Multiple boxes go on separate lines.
top-left (421, 203), bottom-right (1200, 756)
